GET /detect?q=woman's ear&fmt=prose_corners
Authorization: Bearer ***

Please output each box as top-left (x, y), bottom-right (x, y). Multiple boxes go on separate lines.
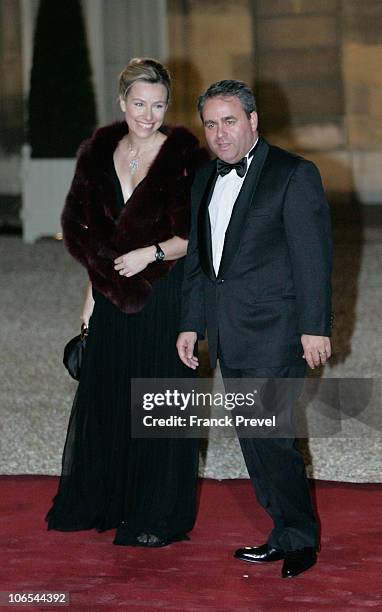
top-left (119, 96), bottom-right (127, 113)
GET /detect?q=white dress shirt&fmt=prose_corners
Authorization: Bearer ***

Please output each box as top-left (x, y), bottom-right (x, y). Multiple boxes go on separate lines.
top-left (209, 139), bottom-right (258, 275)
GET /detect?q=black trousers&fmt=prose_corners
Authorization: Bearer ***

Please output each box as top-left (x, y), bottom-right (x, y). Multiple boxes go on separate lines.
top-left (219, 355), bottom-right (318, 551)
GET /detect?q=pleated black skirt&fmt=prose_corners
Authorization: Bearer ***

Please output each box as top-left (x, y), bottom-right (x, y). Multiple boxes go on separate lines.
top-left (46, 259), bottom-right (199, 544)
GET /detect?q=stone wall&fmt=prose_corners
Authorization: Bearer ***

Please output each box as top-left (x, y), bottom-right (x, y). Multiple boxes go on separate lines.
top-left (343, 0), bottom-right (382, 149)
top-left (167, 0), bottom-right (253, 134)
top-left (2, 0), bottom-right (382, 203)
top-left (167, 0), bottom-right (382, 203)
top-left (0, 0), bottom-right (23, 155)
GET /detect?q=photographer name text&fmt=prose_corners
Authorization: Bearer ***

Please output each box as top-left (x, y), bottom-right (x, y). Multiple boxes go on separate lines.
top-left (141, 415), bottom-right (276, 428)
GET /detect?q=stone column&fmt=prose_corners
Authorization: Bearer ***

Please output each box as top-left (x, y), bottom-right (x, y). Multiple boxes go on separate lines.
top-left (83, 0), bottom-right (106, 125)
top-left (103, 0), bottom-right (168, 122)
top-left (19, 0), bottom-right (39, 101)
top-left (0, 0), bottom-right (24, 193)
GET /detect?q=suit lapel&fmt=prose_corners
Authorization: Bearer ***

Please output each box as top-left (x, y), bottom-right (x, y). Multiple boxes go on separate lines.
top-left (217, 137), bottom-right (270, 278)
top-left (197, 164), bottom-right (218, 279)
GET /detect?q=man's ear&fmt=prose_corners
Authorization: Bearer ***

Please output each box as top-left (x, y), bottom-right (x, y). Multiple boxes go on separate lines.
top-left (249, 111), bottom-right (258, 134)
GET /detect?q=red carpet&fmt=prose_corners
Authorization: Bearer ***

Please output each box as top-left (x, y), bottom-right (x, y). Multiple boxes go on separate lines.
top-left (0, 477), bottom-right (381, 611)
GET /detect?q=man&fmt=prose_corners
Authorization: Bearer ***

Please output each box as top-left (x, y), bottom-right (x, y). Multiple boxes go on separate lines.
top-left (177, 80), bottom-right (332, 578)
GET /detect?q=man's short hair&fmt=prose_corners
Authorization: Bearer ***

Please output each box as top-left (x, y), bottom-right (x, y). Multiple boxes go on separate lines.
top-left (197, 80), bottom-right (257, 119)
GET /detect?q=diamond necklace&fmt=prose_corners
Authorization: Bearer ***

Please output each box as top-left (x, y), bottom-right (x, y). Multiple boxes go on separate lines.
top-left (126, 135), bottom-right (159, 175)
top-left (129, 156), bottom-right (139, 173)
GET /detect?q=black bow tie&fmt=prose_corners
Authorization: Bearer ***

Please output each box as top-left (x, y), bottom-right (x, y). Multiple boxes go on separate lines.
top-left (217, 157), bottom-right (247, 178)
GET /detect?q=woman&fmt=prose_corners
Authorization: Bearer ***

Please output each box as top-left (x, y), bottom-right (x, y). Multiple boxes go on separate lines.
top-left (46, 58), bottom-right (207, 547)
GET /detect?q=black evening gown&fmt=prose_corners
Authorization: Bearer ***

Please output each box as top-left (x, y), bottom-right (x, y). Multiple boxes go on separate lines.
top-left (46, 165), bottom-right (199, 544)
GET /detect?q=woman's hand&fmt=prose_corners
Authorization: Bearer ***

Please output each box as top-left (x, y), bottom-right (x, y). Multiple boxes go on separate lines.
top-left (114, 246), bottom-right (156, 277)
top-left (81, 281), bottom-right (94, 327)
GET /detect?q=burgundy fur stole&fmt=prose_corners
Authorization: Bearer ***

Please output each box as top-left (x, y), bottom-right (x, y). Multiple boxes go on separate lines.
top-left (61, 122), bottom-right (208, 313)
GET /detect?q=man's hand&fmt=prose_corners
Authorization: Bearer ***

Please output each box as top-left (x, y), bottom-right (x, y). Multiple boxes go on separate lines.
top-left (176, 332), bottom-right (199, 369)
top-left (301, 334), bottom-right (332, 369)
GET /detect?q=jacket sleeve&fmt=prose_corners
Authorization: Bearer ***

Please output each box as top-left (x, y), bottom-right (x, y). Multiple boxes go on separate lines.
top-left (283, 159), bottom-right (333, 336)
top-left (179, 173), bottom-right (207, 338)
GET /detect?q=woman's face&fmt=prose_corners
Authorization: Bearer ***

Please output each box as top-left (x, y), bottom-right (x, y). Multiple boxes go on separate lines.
top-left (120, 81), bottom-right (168, 139)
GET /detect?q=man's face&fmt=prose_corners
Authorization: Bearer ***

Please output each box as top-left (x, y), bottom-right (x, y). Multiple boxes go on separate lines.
top-left (202, 96), bottom-right (258, 163)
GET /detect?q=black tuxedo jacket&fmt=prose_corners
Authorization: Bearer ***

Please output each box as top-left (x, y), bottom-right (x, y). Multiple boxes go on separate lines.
top-left (180, 136), bottom-right (332, 369)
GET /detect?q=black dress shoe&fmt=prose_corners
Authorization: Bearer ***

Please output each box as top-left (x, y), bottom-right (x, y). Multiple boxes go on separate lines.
top-left (281, 547), bottom-right (317, 578)
top-left (234, 543), bottom-right (285, 563)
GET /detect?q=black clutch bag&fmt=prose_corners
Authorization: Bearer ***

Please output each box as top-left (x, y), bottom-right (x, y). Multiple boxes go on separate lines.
top-left (63, 323), bottom-right (89, 381)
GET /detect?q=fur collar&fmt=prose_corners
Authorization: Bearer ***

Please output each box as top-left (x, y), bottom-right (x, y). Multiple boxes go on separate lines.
top-left (77, 121), bottom-right (200, 179)
top-left (62, 122), bottom-right (207, 313)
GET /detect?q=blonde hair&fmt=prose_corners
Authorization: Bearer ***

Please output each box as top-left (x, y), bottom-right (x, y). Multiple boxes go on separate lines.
top-left (118, 57), bottom-right (171, 101)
